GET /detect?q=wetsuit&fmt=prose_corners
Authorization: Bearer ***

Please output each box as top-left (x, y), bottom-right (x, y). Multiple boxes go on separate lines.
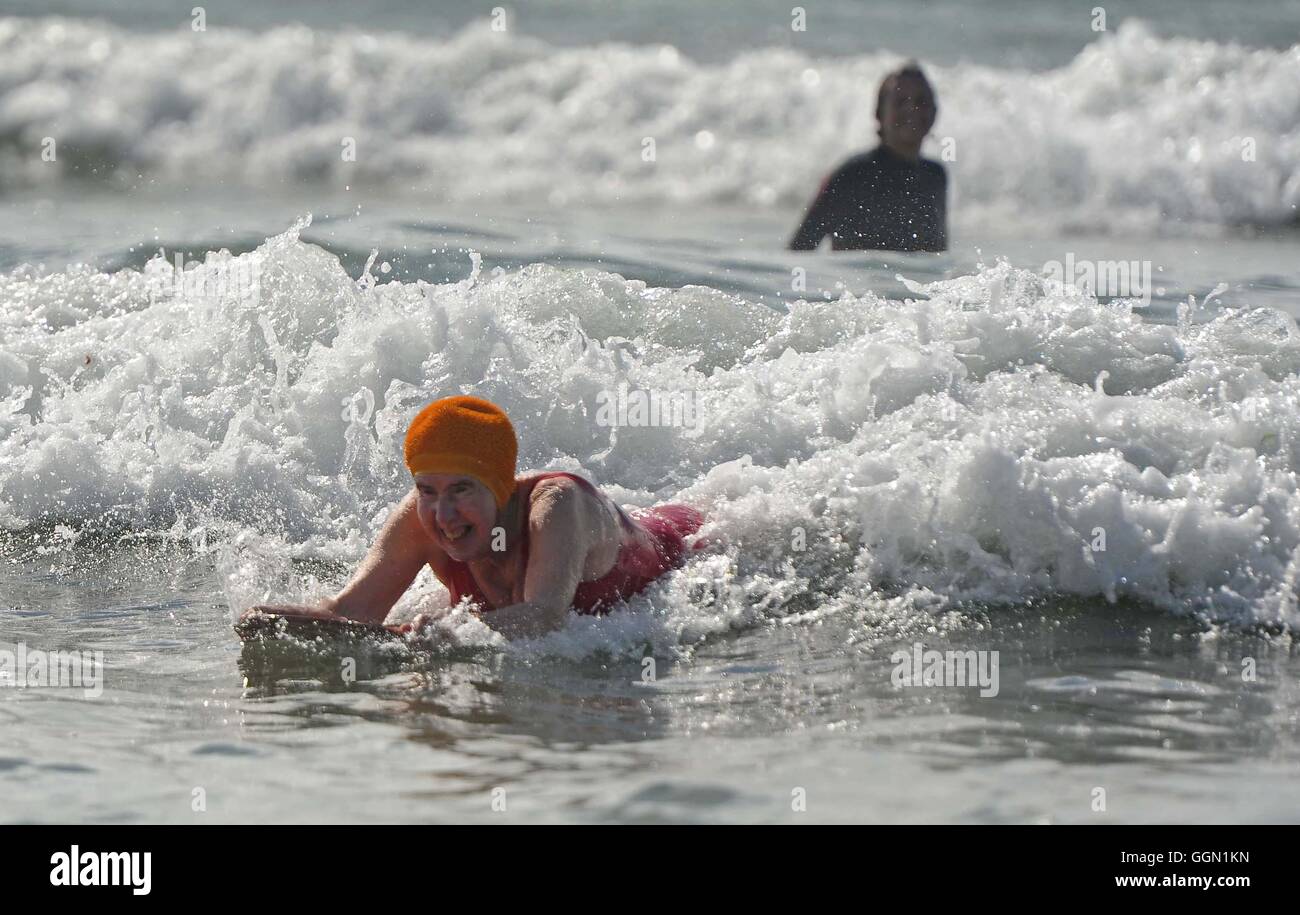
top-left (789, 145), bottom-right (947, 252)
top-left (441, 472), bottom-right (704, 615)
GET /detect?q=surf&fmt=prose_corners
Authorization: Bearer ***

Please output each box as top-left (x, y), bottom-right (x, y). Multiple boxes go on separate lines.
top-left (0, 17), bottom-right (1296, 232)
top-left (3, 218), bottom-right (1300, 649)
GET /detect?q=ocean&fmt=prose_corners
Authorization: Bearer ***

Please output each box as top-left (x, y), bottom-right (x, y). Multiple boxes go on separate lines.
top-left (1, 0), bottom-right (1299, 823)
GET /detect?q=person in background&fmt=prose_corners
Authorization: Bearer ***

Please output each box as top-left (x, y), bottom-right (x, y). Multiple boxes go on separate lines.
top-left (789, 63), bottom-right (947, 253)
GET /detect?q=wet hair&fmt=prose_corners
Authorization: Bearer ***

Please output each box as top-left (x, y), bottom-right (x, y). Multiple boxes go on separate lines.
top-left (875, 62), bottom-right (936, 137)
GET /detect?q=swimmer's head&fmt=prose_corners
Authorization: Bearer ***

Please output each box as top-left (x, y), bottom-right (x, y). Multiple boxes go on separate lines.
top-left (405, 395), bottom-right (518, 560)
top-left (876, 63), bottom-right (937, 154)
top-left (404, 395), bottom-right (518, 506)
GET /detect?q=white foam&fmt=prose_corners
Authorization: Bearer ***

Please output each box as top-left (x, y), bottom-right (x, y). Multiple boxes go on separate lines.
top-left (4, 221), bottom-right (1300, 642)
top-left (1, 18), bottom-right (1296, 230)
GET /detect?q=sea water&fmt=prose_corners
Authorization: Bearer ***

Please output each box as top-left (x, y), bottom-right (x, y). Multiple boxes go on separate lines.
top-left (1, 3), bottom-right (1299, 823)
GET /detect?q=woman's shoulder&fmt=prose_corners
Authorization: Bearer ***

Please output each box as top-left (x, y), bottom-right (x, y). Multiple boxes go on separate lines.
top-left (522, 472), bottom-right (609, 525)
top-left (522, 471), bottom-right (600, 497)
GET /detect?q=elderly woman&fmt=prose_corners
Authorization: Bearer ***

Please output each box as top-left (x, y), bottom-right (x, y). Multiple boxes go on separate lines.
top-left (240, 395), bottom-right (703, 638)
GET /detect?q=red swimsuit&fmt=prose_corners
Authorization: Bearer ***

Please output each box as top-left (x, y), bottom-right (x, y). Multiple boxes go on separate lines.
top-left (440, 472), bottom-right (704, 614)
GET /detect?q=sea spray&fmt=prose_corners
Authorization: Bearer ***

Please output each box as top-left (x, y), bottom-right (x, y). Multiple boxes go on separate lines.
top-left (0, 19), bottom-right (1295, 230)
top-left (4, 222), bottom-right (1300, 655)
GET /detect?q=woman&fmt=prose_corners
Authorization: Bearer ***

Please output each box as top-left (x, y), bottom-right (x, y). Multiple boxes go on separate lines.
top-left (788, 63), bottom-right (947, 252)
top-left (240, 395), bottom-right (704, 638)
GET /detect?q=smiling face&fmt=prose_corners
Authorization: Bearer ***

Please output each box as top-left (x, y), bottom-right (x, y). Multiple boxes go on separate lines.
top-left (413, 473), bottom-right (501, 561)
top-left (877, 73), bottom-right (936, 155)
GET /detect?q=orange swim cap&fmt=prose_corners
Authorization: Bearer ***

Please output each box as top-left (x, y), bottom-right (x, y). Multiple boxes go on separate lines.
top-left (404, 396), bottom-right (518, 508)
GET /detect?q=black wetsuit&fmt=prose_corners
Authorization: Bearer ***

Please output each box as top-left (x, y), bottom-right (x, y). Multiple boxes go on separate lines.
top-left (789, 145), bottom-right (947, 252)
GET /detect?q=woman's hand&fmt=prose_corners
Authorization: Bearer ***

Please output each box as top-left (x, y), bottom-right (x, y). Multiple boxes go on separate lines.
top-left (400, 607), bottom-right (453, 635)
top-left (239, 603), bottom-right (347, 625)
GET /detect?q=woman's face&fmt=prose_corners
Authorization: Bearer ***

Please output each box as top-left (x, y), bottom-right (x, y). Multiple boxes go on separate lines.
top-left (413, 473), bottom-right (500, 561)
top-left (879, 76), bottom-right (936, 149)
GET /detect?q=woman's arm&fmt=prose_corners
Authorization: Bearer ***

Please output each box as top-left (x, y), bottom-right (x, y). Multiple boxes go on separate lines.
top-left (477, 479), bottom-right (615, 639)
top-left (788, 164), bottom-right (846, 251)
top-left (239, 491), bottom-right (436, 628)
top-left (328, 489), bottom-right (440, 624)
